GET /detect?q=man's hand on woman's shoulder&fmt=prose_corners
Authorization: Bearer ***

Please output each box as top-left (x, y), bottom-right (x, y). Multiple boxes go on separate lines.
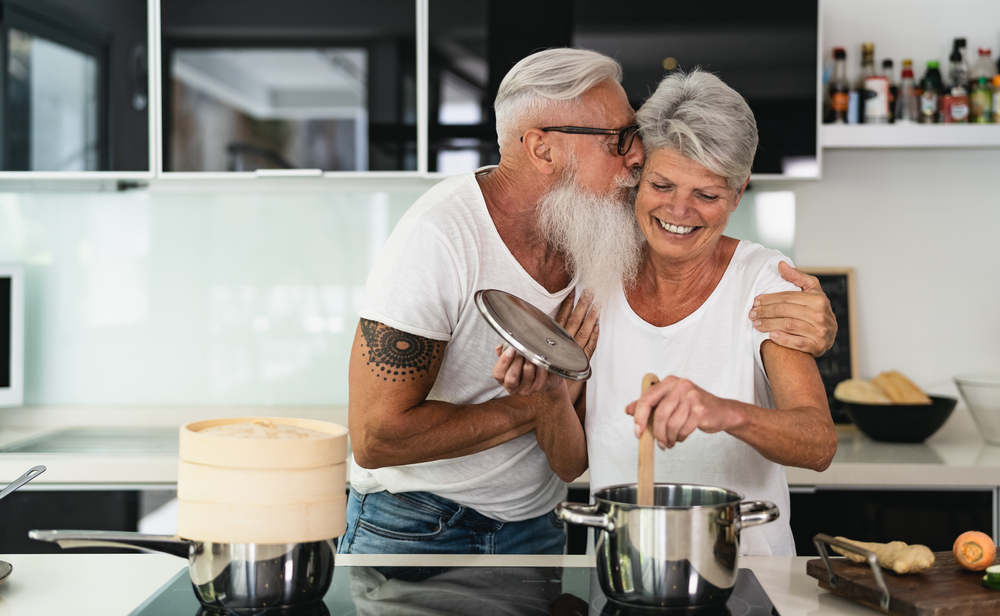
top-left (749, 262), bottom-right (837, 358)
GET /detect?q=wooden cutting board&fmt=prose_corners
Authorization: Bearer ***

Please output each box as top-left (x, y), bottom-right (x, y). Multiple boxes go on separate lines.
top-left (806, 552), bottom-right (1000, 615)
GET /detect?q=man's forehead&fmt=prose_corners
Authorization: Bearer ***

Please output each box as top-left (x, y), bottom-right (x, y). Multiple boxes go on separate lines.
top-left (567, 81), bottom-right (635, 127)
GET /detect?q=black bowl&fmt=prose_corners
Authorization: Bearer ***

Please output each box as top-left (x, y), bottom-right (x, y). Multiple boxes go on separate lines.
top-left (840, 395), bottom-right (958, 443)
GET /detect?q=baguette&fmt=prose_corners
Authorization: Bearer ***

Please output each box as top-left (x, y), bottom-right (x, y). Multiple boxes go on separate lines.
top-left (834, 379), bottom-right (892, 404)
top-left (871, 370), bottom-right (932, 404)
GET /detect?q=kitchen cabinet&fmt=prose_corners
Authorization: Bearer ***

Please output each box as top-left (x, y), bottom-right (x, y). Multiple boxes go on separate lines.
top-left (7, 0), bottom-right (821, 181)
top-left (789, 487), bottom-right (996, 556)
top-left (0, 0), bottom-right (152, 177)
top-left (0, 489), bottom-right (141, 553)
top-left (8, 1), bottom-right (999, 181)
top-left (159, 0), bottom-right (417, 175)
top-left (427, 0), bottom-right (819, 177)
top-left (0, 0), bottom-right (421, 180)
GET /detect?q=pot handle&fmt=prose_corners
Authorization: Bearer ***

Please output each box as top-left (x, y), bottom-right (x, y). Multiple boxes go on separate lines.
top-left (555, 502), bottom-right (616, 533)
top-left (735, 500), bottom-right (779, 530)
top-left (29, 530), bottom-right (191, 559)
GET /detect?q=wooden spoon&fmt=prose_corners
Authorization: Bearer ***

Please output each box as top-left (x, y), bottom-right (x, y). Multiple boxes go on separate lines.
top-left (637, 373), bottom-right (660, 507)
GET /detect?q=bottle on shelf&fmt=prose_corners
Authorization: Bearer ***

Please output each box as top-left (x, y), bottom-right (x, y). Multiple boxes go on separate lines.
top-left (882, 59), bottom-right (897, 123)
top-left (951, 38), bottom-right (970, 90)
top-left (942, 86), bottom-right (970, 123)
top-left (848, 44), bottom-right (875, 124)
top-left (942, 48), bottom-right (970, 123)
top-left (896, 59), bottom-right (919, 124)
top-left (969, 76), bottom-right (992, 123)
top-left (918, 61), bottom-right (943, 123)
top-left (993, 75), bottom-right (1000, 123)
top-left (970, 47), bottom-right (997, 91)
top-left (859, 43), bottom-right (888, 123)
top-left (826, 47), bottom-right (850, 124)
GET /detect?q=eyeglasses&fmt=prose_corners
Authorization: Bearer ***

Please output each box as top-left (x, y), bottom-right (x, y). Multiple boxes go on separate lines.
top-left (539, 124), bottom-right (640, 156)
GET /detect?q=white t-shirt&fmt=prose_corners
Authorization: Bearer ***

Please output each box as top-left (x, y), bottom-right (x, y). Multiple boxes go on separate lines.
top-left (353, 170), bottom-right (574, 522)
top-left (585, 240), bottom-right (799, 556)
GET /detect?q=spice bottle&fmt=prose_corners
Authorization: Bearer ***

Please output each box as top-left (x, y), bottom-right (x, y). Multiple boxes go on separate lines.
top-left (970, 76), bottom-right (992, 123)
top-left (882, 59), bottom-right (898, 123)
top-left (992, 75), bottom-right (1000, 123)
top-left (826, 48), bottom-right (850, 124)
top-left (942, 86), bottom-right (970, 123)
top-left (896, 59), bottom-right (919, 124)
top-left (851, 43), bottom-right (877, 123)
top-left (919, 61), bottom-right (943, 123)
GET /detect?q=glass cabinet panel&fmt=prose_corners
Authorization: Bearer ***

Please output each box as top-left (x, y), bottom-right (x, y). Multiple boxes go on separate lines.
top-left (8, 29), bottom-right (99, 171)
top-left (161, 0), bottom-right (417, 173)
top-left (428, 0), bottom-right (818, 177)
top-left (427, 0), bottom-right (493, 174)
top-left (0, 0), bottom-right (149, 172)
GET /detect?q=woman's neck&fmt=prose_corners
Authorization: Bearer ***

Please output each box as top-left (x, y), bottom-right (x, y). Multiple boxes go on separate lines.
top-left (626, 236), bottom-right (739, 327)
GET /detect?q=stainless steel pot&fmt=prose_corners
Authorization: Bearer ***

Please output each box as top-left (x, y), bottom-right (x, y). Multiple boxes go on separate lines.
top-left (555, 483), bottom-right (778, 608)
top-left (29, 530), bottom-right (335, 613)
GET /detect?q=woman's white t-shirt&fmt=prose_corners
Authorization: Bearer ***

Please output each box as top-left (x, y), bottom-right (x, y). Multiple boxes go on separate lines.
top-left (585, 240), bottom-right (799, 555)
top-left (353, 170), bottom-right (574, 522)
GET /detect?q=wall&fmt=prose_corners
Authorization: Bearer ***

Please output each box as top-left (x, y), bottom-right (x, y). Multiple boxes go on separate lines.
top-left (0, 187), bottom-right (421, 404)
top-left (769, 148), bottom-right (1000, 393)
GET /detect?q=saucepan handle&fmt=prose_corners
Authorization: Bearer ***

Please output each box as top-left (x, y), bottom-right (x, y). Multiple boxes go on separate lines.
top-left (555, 502), bottom-right (616, 533)
top-left (29, 530), bottom-right (192, 559)
top-left (735, 500), bottom-right (779, 530)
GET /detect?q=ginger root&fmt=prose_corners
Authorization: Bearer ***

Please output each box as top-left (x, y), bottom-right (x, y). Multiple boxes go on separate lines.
top-left (831, 537), bottom-right (935, 574)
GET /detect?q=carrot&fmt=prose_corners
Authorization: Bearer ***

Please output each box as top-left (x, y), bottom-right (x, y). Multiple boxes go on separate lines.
top-left (954, 531), bottom-right (997, 571)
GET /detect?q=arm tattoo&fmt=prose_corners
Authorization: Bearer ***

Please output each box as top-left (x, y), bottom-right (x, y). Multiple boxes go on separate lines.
top-left (360, 318), bottom-right (444, 382)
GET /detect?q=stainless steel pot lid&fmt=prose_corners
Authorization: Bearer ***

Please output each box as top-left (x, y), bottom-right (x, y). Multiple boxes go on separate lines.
top-left (474, 289), bottom-right (590, 381)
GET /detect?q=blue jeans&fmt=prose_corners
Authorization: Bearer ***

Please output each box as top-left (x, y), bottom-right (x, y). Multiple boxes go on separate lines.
top-left (338, 487), bottom-right (566, 554)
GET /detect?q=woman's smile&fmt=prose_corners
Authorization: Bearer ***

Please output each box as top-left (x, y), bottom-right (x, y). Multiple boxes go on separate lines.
top-left (656, 219), bottom-right (698, 236)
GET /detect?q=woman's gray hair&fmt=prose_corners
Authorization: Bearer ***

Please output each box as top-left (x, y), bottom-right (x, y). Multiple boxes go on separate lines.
top-left (636, 70), bottom-right (758, 193)
top-left (494, 48), bottom-right (623, 153)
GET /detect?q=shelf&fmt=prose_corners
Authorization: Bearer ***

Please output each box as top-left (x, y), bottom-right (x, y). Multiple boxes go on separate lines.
top-left (821, 124), bottom-right (1000, 148)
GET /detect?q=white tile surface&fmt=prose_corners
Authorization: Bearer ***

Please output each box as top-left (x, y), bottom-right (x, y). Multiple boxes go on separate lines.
top-left (0, 189), bottom-right (422, 405)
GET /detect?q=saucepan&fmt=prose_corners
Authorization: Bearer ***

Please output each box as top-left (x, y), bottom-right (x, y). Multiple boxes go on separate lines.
top-left (29, 530), bottom-right (335, 613)
top-left (0, 465), bottom-right (47, 583)
top-left (555, 483), bottom-right (778, 608)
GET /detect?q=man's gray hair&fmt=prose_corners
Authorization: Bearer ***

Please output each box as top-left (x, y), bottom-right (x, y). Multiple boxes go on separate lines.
top-left (494, 48), bottom-right (623, 152)
top-left (636, 70), bottom-right (758, 193)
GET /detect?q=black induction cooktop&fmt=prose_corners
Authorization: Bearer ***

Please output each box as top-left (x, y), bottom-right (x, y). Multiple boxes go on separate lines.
top-left (130, 565), bottom-right (778, 616)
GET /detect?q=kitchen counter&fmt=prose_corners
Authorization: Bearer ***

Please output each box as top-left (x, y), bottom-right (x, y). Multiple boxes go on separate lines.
top-left (0, 403), bottom-right (996, 490)
top-left (0, 552), bottom-right (891, 615)
top-left (0, 406), bottom-right (343, 485)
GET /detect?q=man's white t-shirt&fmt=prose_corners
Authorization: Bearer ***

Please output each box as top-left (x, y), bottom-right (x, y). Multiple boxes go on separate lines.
top-left (354, 170), bottom-right (574, 522)
top-left (586, 240), bottom-right (799, 556)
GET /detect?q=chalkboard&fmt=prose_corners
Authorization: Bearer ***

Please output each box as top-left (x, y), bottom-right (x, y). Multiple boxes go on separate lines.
top-left (804, 268), bottom-right (856, 424)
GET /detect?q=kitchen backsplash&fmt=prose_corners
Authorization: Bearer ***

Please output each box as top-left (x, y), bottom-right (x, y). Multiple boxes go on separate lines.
top-left (0, 188), bottom-right (420, 404)
top-left (0, 186), bottom-right (787, 405)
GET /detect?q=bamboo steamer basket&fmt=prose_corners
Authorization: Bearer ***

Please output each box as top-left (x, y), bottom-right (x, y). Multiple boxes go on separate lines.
top-left (177, 417), bottom-right (348, 544)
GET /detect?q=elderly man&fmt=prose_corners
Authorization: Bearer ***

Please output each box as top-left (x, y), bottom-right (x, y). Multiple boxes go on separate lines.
top-left (341, 48), bottom-right (835, 555)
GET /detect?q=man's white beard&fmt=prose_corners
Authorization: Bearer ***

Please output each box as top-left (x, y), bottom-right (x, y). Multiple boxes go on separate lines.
top-left (538, 166), bottom-right (645, 309)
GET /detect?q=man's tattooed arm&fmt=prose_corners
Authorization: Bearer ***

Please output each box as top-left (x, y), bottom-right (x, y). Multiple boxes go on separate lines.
top-left (348, 318), bottom-right (536, 467)
top-left (358, 318), bottom-right (445, 383)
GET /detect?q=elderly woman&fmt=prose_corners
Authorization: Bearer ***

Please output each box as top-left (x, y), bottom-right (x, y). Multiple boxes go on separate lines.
top-left (505, 69), bottom-right (838, 556)
top-left (592, 69), bottom-right (837, 555)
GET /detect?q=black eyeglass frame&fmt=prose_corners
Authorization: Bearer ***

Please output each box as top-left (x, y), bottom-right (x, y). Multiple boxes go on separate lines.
top-left (538, 124), bottom-right (640, 156)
